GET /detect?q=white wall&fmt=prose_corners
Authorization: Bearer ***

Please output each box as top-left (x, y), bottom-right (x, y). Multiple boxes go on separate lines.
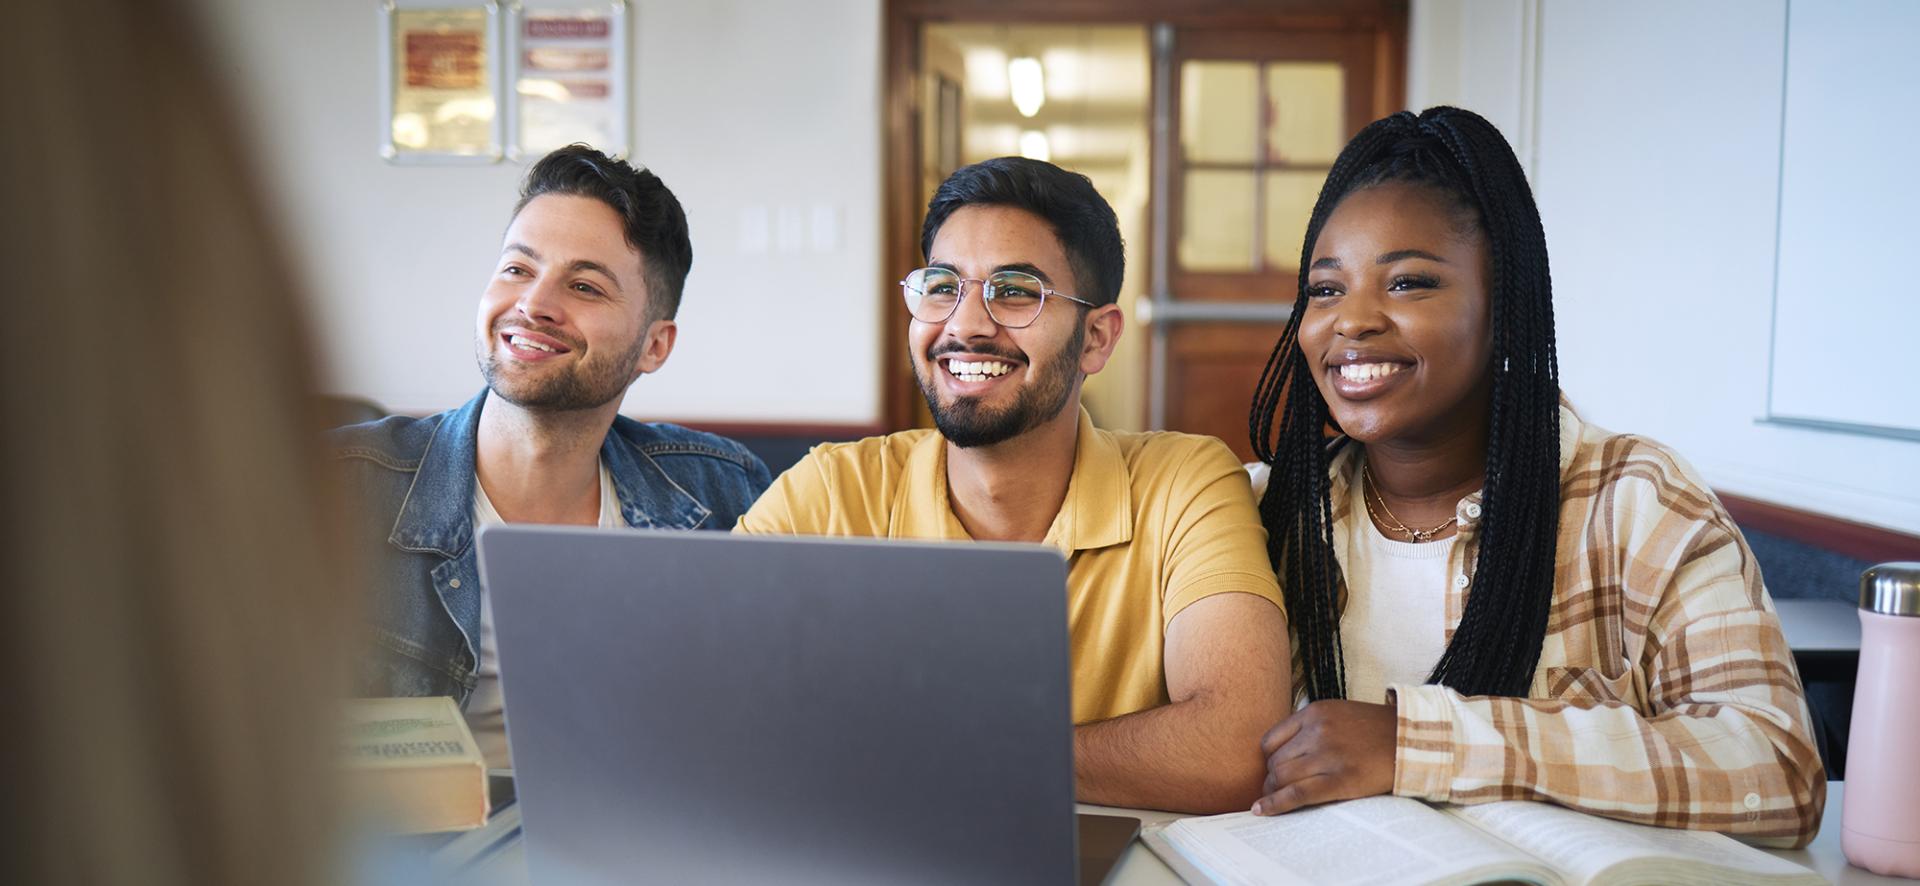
top-left (1407, 0), bottom-right (1538, 165)
top-left (1410, 0), bottom-right (1920, 533)
top-left (191, 0), bottom-right (883, 424)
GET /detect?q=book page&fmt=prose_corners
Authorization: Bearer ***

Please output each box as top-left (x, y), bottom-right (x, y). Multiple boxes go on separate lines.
top-left (1158, 796), bottom-right (1558, 886)
top-left (1452, 801), bottom-right (1818, 884)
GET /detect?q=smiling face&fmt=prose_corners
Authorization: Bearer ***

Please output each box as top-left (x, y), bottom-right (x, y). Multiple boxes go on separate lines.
top-left (475, 193), bottom-right (675, 412)
top-left (1299, 182), bottom-right (1493, 445)
top-left (910, 204), bottom-right (1118, 449)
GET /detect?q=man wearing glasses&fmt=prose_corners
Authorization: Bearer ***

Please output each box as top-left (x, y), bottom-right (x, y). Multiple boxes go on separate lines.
top-left (737, 157), bottom-right (1290, 814)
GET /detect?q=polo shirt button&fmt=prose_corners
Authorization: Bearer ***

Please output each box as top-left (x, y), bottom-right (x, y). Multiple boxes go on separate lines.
top-left (449, 579), bottom-right (462, 589)
top-left (1744, 792), bottom-right (1761, 810)
top-left (1453, 574), bottom-right (1470, 589)
top-left (1465, 503), bottom-right (1482, 519)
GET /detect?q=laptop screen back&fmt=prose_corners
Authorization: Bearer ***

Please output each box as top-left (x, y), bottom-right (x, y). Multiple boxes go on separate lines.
top-left (479, 527), bottom-right (1077, 886)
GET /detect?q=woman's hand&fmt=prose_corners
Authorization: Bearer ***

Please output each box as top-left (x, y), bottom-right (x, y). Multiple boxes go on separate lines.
top-left (1252, 699), bottom-right (1399, 815)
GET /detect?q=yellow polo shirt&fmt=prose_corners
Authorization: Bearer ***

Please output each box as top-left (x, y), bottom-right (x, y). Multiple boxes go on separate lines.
top-left (736, 407), bottom-right (1284, 724)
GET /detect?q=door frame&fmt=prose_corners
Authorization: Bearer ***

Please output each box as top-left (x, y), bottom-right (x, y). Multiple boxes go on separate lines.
top-left (881, 0), bottom-right (1408, 431)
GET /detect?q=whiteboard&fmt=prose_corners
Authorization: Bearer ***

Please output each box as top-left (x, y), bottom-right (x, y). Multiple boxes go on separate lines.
top-left (1768, 0), bottom-right (1920, 439)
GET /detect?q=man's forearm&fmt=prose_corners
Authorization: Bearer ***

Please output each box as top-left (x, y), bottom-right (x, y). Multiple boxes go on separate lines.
top-left (1073, 689), bottom-right (1271, 814)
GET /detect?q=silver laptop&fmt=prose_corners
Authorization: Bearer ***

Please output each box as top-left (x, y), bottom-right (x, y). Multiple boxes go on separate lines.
top-left (478, 527), bottom-right (1108, 885)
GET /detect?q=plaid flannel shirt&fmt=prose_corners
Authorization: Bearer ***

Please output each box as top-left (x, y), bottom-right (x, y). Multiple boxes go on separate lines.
top-left (1300, 404), bottom-right (1825, 847)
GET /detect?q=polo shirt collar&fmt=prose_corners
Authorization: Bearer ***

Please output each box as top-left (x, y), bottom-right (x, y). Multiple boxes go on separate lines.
top-left (892, 430), bottom-right (969, 541)
top-left (1044, 406), bottom-right (1133, 554)
top-left (891, 405), bottom-right (1134, 555)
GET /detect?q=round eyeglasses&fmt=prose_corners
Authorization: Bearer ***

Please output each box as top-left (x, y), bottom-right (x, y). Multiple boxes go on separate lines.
top-left (899, 267), bottom-right (1097, 329)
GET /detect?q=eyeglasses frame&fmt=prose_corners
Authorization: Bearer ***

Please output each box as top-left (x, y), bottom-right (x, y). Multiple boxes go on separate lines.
top-left (898, 267), bottom-right (1099, 329)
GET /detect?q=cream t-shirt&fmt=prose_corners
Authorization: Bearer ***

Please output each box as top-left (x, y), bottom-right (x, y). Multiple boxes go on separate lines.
top-left (1335, 464), bottom-right (1451, 704)
top-left (1247, 459), bottom-right (1451, 704)
top-left (466, 461), bottom-right (621, 768)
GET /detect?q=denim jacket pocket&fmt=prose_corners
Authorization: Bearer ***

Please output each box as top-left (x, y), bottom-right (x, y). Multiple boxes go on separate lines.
top-left (359, 626), bottom-right (475, 703)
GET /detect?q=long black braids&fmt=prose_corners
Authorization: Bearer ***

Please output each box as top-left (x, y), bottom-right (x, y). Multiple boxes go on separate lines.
top-left (1250, 107), bottom-right (1560, 701)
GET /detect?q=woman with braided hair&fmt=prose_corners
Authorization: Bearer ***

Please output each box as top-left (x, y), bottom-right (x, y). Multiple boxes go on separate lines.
top-left (1244, 107), bottom-right (1824, 845)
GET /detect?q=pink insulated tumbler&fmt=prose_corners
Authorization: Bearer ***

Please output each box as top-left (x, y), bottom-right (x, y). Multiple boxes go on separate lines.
top-left (1843, 562), bottom-right (1920, 877)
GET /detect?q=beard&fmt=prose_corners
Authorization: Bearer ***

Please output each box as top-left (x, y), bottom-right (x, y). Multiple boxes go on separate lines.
top-left (915, 324), bottom-right (1083, 449)
top-left (476, 321), bottom-right (646, 412)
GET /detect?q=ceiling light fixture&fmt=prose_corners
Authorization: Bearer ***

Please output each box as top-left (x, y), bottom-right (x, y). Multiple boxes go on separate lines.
top-left (1008, 56), bottom-right (1045, 118)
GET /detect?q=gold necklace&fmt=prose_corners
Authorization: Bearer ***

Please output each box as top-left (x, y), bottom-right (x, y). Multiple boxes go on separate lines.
top-left (1362, 463), bottom-right (1455, 543)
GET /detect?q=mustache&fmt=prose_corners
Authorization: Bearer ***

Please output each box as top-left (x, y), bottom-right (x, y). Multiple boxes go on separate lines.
top-left (492, 319), bottom-right (583, 351)
top-left (928, 341), bottom-right (1026, 364)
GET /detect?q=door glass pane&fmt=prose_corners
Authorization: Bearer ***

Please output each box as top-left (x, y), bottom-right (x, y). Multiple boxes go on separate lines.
top-left (1263, 170), bottom-right (1325, 269)
top-left (1265, 63), bottom-right (1344, 165)
top-left (1180, 170), bottom-right (1257, 271)
top-left (1180, 61), bottom-right (1258, 164)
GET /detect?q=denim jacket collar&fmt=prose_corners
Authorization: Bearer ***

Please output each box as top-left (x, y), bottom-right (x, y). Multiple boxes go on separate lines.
top-left (388, 389), bottom-right (709, 558)
top-left (604, 422), bottom-right (712, 531)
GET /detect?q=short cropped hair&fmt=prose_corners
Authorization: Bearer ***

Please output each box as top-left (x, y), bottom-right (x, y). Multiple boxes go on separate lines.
top-left (513, 144), bottom-right (692, 320)
top-left (920, 157), bottom-right (1125, 306)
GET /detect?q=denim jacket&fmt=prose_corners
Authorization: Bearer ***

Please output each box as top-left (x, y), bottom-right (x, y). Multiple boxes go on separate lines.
top-left (328, 389), bottom-right (771, 704)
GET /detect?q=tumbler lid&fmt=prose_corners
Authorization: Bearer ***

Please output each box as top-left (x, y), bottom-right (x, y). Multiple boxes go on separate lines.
top-left (1861, 562), bottom-right (1920, 617)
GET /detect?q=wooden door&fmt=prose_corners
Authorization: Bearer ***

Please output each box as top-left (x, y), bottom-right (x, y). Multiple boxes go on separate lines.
top-left (1147, 23), bottom-right (1401, 461)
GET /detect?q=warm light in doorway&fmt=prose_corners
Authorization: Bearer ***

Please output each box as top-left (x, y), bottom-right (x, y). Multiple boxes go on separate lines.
top-left (1008, 56), bottom-right (1045, 117)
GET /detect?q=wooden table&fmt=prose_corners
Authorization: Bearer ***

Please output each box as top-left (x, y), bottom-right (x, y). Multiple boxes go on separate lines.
top-left (436, 781), bottom-right (1912, 884)
top-left (1776, 599), bottom-right (1863, 653)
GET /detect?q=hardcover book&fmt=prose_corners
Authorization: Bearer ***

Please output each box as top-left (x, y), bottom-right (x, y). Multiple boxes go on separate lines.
top-left (341, 696), bottom-right (489, 835)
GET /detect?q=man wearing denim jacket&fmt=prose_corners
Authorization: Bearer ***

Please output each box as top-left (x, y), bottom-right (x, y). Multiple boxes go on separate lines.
top-left (329, 146), bottom-right (770, 766)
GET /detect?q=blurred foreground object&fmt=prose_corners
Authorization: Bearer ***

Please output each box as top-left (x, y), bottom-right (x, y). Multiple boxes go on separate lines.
top-left (0, 1), bottom-right (346, 885)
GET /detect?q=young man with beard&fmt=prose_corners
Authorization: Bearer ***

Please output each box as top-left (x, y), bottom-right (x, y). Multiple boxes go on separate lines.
top-left (331, 146), bottom-right (770, 767)
top-left (737, 157), bottom-right (1290, 813)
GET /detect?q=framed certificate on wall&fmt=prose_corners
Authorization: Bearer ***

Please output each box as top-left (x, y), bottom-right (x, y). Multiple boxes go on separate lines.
top-left (377, 0), bottom-right (505, 163)
top-left (506, 1), bottom-right (629, 160)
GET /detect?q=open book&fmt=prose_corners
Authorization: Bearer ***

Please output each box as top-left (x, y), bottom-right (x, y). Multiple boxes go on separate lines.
top-left (1142, 795), bottom-right (1822, 886)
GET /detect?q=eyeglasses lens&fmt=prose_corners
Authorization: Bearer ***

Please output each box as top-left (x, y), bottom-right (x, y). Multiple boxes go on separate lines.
top-left (983, 271), bottom-right (1043, 326)
top-left (902, 268), bottom-right (959, 323)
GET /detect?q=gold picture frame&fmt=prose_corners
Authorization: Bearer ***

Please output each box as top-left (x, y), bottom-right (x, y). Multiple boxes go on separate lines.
top-left (378, 1), bottom-right (504, 163)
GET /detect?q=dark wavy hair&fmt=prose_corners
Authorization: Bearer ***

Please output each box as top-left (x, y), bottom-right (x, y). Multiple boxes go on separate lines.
top-left (1250, 106), bottom-right (1560, 701)
top-left (921, 156), bottom-right (1125, 306)
top-left (515, 144), bottom-right (692, 320)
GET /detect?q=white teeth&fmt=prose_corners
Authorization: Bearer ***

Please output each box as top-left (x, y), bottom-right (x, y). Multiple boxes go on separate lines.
top-left (1338, 362), bottom-right (1404, 382)
top-left (509, 335), bottom-right (556, 353)
top-left (945, 358), bottom-right (1012, 380)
